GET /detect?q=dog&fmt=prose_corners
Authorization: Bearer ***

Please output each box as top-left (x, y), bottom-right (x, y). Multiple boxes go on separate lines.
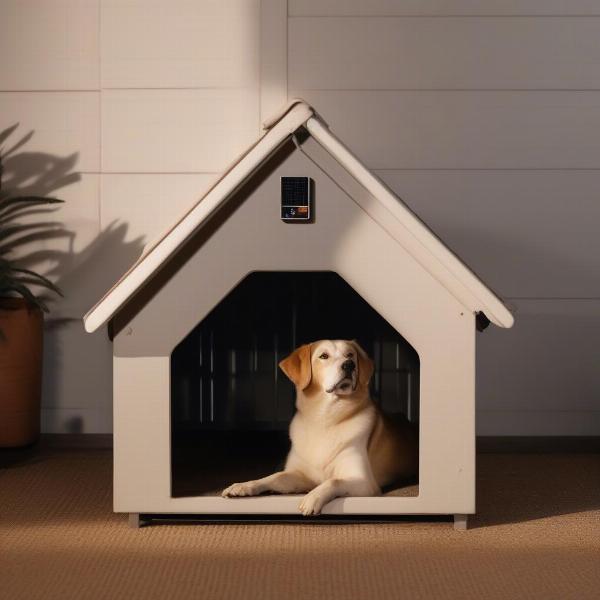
top-left (222, 339), bottom-right (418, 515)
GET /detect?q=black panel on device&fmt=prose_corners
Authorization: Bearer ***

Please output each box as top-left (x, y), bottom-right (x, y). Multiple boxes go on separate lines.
top-left (281, 177), bottom-right (311, 221)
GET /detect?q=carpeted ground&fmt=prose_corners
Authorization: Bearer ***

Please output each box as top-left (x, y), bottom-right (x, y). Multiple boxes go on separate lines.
top-left (1, 449), bottom-right (599, 600)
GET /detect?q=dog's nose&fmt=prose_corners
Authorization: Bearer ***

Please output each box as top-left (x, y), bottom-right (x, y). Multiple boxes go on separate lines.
top-left (342, 359), bottom-right (355, 373)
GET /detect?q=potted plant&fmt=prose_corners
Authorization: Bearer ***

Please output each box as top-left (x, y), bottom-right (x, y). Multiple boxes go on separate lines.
top-left (0, 155), bottom-right (63, 447)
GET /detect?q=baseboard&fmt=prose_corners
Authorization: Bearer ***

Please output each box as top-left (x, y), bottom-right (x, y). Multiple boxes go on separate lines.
top-left (40, 433), bottom-right (113, 449)
top-left (37, 434), bottom-right (600, 453)
top-left (476, 436), bottom-right (600, 453)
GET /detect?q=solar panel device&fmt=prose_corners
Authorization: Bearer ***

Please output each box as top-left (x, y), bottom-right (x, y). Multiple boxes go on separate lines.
top-left (281, 176), bottom-right (311, 221)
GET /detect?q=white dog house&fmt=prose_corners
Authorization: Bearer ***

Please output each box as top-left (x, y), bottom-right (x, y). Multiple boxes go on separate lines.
top-left (84, 100), bottom-right (513, 530)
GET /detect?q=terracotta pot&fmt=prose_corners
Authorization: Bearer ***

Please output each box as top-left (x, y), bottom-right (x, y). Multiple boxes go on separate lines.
top-left (0, 298), bottom-right (43, 447)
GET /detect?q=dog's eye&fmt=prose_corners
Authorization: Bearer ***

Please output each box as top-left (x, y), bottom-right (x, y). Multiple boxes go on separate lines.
top-left (345, 352), bottom-right (353, 358)
top-left (319, 352), bottom-right (329, 360)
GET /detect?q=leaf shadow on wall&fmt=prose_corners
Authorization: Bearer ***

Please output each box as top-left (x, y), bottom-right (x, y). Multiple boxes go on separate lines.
top-left (1, 125), bottom-right (146, 434)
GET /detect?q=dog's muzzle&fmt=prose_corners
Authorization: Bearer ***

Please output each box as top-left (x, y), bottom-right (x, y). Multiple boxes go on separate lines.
top-left (326, 361), bottom-right (358, 394)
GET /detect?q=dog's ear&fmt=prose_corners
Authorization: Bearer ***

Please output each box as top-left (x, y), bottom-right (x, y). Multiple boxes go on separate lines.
top-left (353, 340), bottom-right (374, 387)
top-left (279, 344), bottom-right (312, 390)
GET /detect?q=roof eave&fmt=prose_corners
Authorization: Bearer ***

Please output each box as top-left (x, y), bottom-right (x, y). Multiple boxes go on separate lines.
top-left (84, 100), bottom-right (514, 334)
top-left (305, 115), bottom-right (514, 329)
top-left (83, 101), bottom-right (314, 333)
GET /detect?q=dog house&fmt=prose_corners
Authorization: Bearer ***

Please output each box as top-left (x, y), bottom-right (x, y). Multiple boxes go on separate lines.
top-left (84, 100), bottom-right (514, 530)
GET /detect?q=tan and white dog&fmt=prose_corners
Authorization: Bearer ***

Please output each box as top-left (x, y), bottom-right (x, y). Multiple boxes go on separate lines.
top-left (222, 339), bottom-right (418, 515)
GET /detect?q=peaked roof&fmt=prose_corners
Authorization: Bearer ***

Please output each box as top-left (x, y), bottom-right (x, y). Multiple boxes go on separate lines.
top-left (83, 100), bottom-right (514, 333)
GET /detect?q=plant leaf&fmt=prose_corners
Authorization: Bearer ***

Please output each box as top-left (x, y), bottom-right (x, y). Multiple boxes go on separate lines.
top-left (0, 281), bottom-right (48, 311)
top-left (0, 227), bottom-right (70, 255)
top-left (10, 267), bottom-right (63, 296)
top-left (0, 124), bottom-right (20, 150)
top-left (0, 196), bottom-right (63, 214)
top-left (1, 128), bottom-right (33, 160)
top-left (0, 206), bottom-right (59, 224)
top-left (0, 221), bottom-right (63, 242)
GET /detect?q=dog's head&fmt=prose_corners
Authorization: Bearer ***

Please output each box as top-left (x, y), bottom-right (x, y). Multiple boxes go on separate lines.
top-left (279, 339), bottom-right (374, 397)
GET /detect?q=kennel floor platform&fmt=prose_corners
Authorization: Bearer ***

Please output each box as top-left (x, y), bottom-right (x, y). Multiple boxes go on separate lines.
top-left (171, 430), bottom-right (419, 499)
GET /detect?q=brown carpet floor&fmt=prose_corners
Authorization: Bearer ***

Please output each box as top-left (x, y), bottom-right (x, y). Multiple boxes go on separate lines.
top-left (1, 449), bottom-right (599, 600)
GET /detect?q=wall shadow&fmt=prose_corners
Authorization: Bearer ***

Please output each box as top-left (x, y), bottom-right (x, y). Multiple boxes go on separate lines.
top-left (1, 125), bottom-right (145, 434)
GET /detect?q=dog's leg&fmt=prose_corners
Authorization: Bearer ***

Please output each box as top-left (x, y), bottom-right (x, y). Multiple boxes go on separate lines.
top-left (298, 477), bottom-right (378, 516)
top-left (298, 449), bottom-right (380, 516)
top-left (222, 470), bottom-right (314, 498)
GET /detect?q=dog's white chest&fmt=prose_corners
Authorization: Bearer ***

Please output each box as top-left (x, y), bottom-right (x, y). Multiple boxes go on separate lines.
top-left (287, 407), bottom-right (375, 482)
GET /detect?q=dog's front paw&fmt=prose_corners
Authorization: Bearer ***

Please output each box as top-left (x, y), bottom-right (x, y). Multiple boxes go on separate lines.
top-left (299, 490), bottom-right (326, 516)
top-left (221, 481), bottom-right (257, 498)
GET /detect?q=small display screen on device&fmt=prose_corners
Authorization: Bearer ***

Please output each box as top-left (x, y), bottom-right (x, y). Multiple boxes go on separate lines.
top-left (281, 177), bottom-right (311, 221)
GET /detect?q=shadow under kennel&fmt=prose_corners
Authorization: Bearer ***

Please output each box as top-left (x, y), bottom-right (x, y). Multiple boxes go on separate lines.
top-left (170, 271), bottom-right (420, 498)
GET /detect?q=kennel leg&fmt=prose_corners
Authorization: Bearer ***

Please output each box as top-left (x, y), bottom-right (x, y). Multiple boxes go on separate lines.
top-left (128, 513), bottom-right (144, 529)
top-left (453, 514), bottom-right (468, 531)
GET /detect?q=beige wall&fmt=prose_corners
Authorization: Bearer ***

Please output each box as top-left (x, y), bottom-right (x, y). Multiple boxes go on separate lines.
top-left (0, 0), bottom-right (265, 433)
top-left (288, 0), bottom-right (600, 436)
top-left (1, 0), bottom-right (598, 434)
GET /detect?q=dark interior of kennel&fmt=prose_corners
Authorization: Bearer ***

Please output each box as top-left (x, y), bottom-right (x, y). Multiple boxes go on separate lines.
top-left (170, 271), bottom-right (420, 498)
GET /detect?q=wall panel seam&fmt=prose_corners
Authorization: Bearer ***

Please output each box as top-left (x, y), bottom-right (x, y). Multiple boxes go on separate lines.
top-left (98, 0), bottom-right (103, 228)
top-left (288, 15), bottom-right (600, 19)
top-left (290, 88), bottom-right (600, 92)
top-left (374, 167), bottom-right (600, 171)
top-left (506, 297), bottom-right (600, 301)
top-left (480, 409), bottom-right (600, 413)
